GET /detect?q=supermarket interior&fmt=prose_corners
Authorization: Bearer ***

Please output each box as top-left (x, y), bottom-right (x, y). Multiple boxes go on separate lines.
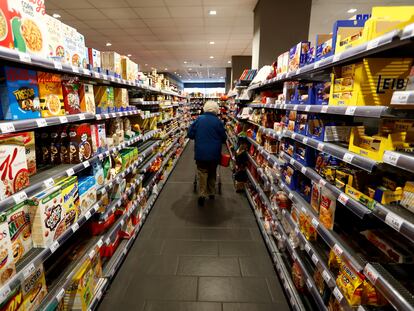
top-left (1, 0), bottom-right (414, 310)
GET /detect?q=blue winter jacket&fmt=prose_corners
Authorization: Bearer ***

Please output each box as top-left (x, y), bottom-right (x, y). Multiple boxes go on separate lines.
top-left (187, 112), bottom-right (227, 162)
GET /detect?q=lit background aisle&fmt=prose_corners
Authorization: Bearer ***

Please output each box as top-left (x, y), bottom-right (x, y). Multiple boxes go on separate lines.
top-left (98, 142), bottom-right (289, 311)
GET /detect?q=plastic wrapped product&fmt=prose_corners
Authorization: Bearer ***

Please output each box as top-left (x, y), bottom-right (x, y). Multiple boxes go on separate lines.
top-left (319, 188), bottom-right (336, 230)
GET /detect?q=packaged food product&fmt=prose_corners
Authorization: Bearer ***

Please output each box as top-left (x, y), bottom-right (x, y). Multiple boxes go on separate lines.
top-left (101, 51), bottom-right (121, 77)
top-left (76, 32), bottom-right (87, 69)
top-left (92, 161), bottom-right (104, 187)
top-left (0, 135), bottom-right (30, 200)
top-left (56, 176), bottom-right (79, 228)
top-left (0, 66), bottom-right (41, 120)
top-left (310, 182), bottom-right (321, 213)
top-left (1, 201), bottom-right (32, 264)
top-left (90, 123), bottom-right (107, 155)
top-left (94, 86), bottom-right (114, 114)
top-left (37, 71), bottom-right (65, 117)
top-left (336, 262), bottom-right (363, 306)
top-left (0, 286), bottom-right (24, 311)
top-left (27, 186), bottom-right (65, 248)
top-left (88, 48), bottom-right (101, 69)
top-left (362, 279), bottom-right (387, 306)
top-left (49, 127), bottom-right (61, 165)
top-left (114, 88), bottom-right (128, 112)
top-left (62, 23), bottom-right (77, 65)
top-left (289, 42), bottom-right (310, 71)
top-left (79, 83), bottom-right (95, 114)
top-left (68, 123), bottom-right (93, 163)
top-left (59, 126), bottom-right (70, 164)
top-left (0, 1), bottom-right (16, 49)
top-left (292, 261), bottom-right (305, 292)
top-left (62, 76), bottom-right (81, 115)
top-left (319, 188), bottom-right (336, 230)
top-left (401, 181), bottom-right (414, 214)
top-left (78, 176), bottom-right (96, 215)
top-left (0, 221), bottom-right (16, 285)
top-left (21, 263), bottom-right (47, 311)
top-left (44, 14), bottom-right (64, 60)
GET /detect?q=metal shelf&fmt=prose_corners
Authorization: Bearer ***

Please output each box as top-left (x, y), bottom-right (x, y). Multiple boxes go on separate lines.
top-left (95, 109), bottom-right (142, 120)
top-left (383, 150), bottom-right (414, 174)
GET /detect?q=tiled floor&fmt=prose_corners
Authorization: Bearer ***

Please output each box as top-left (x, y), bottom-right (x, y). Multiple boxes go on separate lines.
top-left (98, 142), bottom-right (290, 311)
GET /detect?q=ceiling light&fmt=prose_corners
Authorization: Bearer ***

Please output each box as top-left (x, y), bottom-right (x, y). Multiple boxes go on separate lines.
top-left (220, 76), bottom-right (224, 78)
top-left (145, 64), bottom-right (148, 66)
top-left (209, 10), bottom-right (217, 15)
top-left (52, 13), bottom-right (61, 18)
top-left (209, 41), bottom-right (215, 45)
top-left (184, 61), bottom-right (187, 64)
top-left (189, 68), bottom-right (192, 71)
top-left (347, 8), bottom-right (357, 13)
top-left (209, 56), bottom-right (214, 59)
top-left (106, 42), bottom-right (112, 46)
top-left (164, 68), bottom-right (168, 70)
top-left (227, 60), bottom-right (231, 64)
top-left (127, 54), bottom-right (132, 57)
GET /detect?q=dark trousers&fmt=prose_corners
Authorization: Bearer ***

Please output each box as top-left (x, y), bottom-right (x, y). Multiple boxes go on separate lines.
top-left (196, 161), bottom-right (217, 197)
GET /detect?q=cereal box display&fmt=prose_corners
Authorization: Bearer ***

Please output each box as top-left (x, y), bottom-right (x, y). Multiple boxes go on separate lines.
top-left (107, 86), bottom-right (114, 113)
top-left (0, 66), bottom-right (41, 120)
top-left (1, 201), bottom-right (32, 264)
top-left (21, 263), bottom-right (47, 311)
top-left (0, 135), bottom-right (30, 201)
top-left (56, 176), bottom-right (79, 228)
top-left (94, 86), bottom-right (114, 114)
top-left (27, 186), bottom-right (65, 248)
top-left (0, 220), bottom-right (16, 286)
top-left (62, 75), bottom-right (81, 115)
top-left (9, 0), bottom-right (47, 58)
top-left (78, 176), bottom-right (96, 215)
top-left (68, 123), bottom-right (93, 164)
top-left (37, 71), bottom-right (65, 117)
top-left (62, 23), bottom-right (77, 66)
top-left (44, 14), bottom-right (64, 61)
top-left (0, 1), bottom-right (18, 49)
top-left (79, 83), bottom-right (95, 114)
top-left (88, 48), bottom-right (101, 69)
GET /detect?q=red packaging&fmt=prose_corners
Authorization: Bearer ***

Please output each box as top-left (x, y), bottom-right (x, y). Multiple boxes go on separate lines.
top-left (68, 123), bottom-right (93, 163)
top-left (62, 76), bottom-right (81, 114)
top-left (0, 2), bottom-right (19, 49)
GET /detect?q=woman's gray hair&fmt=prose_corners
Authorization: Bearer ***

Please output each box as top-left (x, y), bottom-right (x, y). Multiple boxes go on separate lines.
top-left (203, 100), bottom-right (219, 114)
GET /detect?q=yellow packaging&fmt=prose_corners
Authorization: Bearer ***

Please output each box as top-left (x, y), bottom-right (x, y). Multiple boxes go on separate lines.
top-left (55, 176), bottom-right (80, 228)
top-left (21, 264), bottom-right (48, 311)
top-left (65, 260), bottom-right (95, 310)
top-left (114, 88), bottom-right (128, 111)
top-left (37, 72), bottom-right (65, 117)
top-left (336, 262), bottom-right (363, 307)
top-left (401, 181), bottom-right (414, 213)
top-left (345, 184), bottom-right (375, 209)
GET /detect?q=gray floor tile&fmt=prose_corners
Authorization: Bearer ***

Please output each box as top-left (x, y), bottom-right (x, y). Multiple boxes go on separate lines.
top-left (223, 302), bottom-right (290, 311)
top-left (219, 241), bottom-right (268, 257)
top-left (177, 256), bottom-right (241, 276)
top-left (249, 228), bottom-right (264, 241)
top-left (239, 256), bottom-right (275, 277)
top-left (98, 298), bottom-right (146, 311)
top-left (144, 301), bottom-right (221, 311)
top-left (163, 240), bottom-right (219, 256)
top-left (200, 228), bottom-right (254, 241)
top-left (198, 277), bottom-right (273, 302)
top-left (128, 238), bottom-right (165, 256)
top-left (150, 227), bottom-right (202, 240)
top-left (128, 254), bottom-right (179, 275)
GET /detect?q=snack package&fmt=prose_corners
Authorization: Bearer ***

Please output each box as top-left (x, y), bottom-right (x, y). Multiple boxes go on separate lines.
top-left (310, 182), bottom-right (321, 213)
top-left (0, 66), bottom-right (41, 120)
top-left (79, 83), bottom-right (95, 114)
top-left (93, 86), bottom-right (111, 114)
top-left (21, 263), bottom-right (47, 311)
top-left (292, 261), bottom-right (305, 292)
top-left (92, 161), bottom-right (104, 187)
top-left (44, 14), bottom-right (64, 60)
top-left (88, 48), bottom-right (101, 69)
top-left (336, 262), bottom-right (363, 307)
top-left (49, 127), bottom-right (61, 165)
top-left (55, 176), bottom-right (79, 228)
top-left (78, 176), bottom-right (96, 215)
top-left (59, 126), bottom-right (70, 164)
top-left (90, 123), bottom-right (107, 155)
top-left (27, 186), bottom-right (65, 248)
top-left (37, 71), bottom-right (65, 117)
top-left (68, 123), bottom-right (93, 163)
top-left (64, 260), bottom-right (95, 310)
top-left (0, 221), bottom-right (16, 286)
top-left (1, 201), bottom-right (32, 264)
top-left (319, 188), bottom-right (336, 230)
top-left (114, 88), bottom-right (128, 112)
top-left (0, 1), bottom-right (16, 49)
top-left (62, 24), bottom-right (77, 66)
top-left (362, 279), bottom-right (387, 306)
top-left (62, 76), bottom-right (81, 115)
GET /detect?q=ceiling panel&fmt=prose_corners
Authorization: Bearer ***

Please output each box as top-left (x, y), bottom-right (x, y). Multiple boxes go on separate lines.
top-left (169, 6), bottom-right (204, 18)
top-left (100, 8), bottom-right (139, 19)
top-left (134, 7), bottom-right (171, 18)
top-left (143, 18), bottom-right (176, 28)
top-left (114, 19), bottom-right (147, 28)
top-left (88, 0), bottom-right (129, 8)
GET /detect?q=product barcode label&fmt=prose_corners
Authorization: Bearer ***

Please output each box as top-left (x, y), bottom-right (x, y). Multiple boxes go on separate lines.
top-left (383, 151), bottom-right (400, 166)
top-left (338, 193), bottom-right (349, 205)
top-left (342, 153), bottom-right (355, 163)
top-left (50, 240), bottom-right (60, 253)
top-left (301, 167), bottom-right (307, 174)
top-left (317, 143), bottom-right (324, 151)
top-left (53, 60), bottom-right (62, 70)
top-left (305, 105), bottom-right (311, 112)
top-left (321, 105), bottom-right (328, 113)
top-left (333, 287), bottom-right (344, 302)
top-left (85, 211), bottom-right (92, 219)
top-left (385, 212), bottom-right (403, 231)
top-left (71, 223), bottom-right (79, 232)
top-left (318, 179), bottom-right (327, 187)
top-left (44, 178), bottom-right (55, 188)
top-left (78, 114), bottom-right (86, 120)
top-left (367, 38), bottom-right (380, 50)
top-left (364, 264), bottom-right (379, 284)
top-left (56, 288), bottom-right (65, 301)
top-left (345, 106), bottom-right (356, 115)
top-left (59, 116), bottom-right (68, 123)
top-left (311, 218), bottom-right (319, 228)
top-left (0, 122), bottom-right (15, 133)
top-left (71, 66), bottom-right (79, 73)
top-left (82, 161), bottom-right (90, 168)
top-left (35, 118), bottom-right (47, 127)
top-left (333, 243), bottom-right (343, 256)
top-left (322, 270), bottom-right (331, 283)
top-left (66, 168), bottom-right (75, 176)
top-left (22, 263), bottom-right (36, 279)
top-left (304, 243), bottom-right (311, 253)
top-left (311, 253), bottom-right (318, 264)
top-left (13, 191), bottom-right (27, 204)
top-left (18, 52), bottom-right (31, 63)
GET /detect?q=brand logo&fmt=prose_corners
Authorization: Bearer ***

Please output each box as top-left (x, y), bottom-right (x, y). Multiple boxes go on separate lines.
top-left (376, 75), bottom-right (407, 94)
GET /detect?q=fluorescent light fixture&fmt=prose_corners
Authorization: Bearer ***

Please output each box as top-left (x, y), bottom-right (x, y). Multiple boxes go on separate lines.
top-left (127, 54), bottom-right (132, 57)
top-left (189, 68), bottom-right (192, 70)
top-left (347, 8), bottom-right (357, 13)
top-left (220, 76), bottom-right (224, 78)
top-left (164, 68), bottom-right (168, 70)
top-left (227, 60), bottom-right (231, 64)
top-left (209, 56), bottom-right (214, 59)
top-left (209, 10), bottom-right (217, 15)
top-left (106, 42), bottom-right (112, 46)
top-left (52, 13), bottom-right (61, 18)
top-left (183, 61), bottom-right (187, 64)
top-left (209, 41), bottom-right (215, 45)
top-left (145, 64), bottom-right (148, 66)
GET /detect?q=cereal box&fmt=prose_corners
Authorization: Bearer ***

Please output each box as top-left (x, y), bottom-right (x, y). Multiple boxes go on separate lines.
top-left (21, 264), bottom-right (47, 311)
top-left (37, 72), bottom-right (65, 117)
top-left (61, 75), bottom-right (81, 115)
top-left (114, 88), bottom-right (128, 112)
top-left (289, 42), bottom-right (310, 72)
top-left (93, 86), bottom-right (114, 114)
top-left (1, 201), bottom-right (32, 264)
top-left (44, 14), bottom-right (64, 61)
top-left (101, 51), bottom-right (121, 77)
top-left (78, 176), bottom-right (96, 216)
top-left (107, 86), bottom-right (114, 113)
top-left (62, 23), bottom-right (77, 66)
top-left (0, 66), bottom-right (41, 120)
top-left (0, 136), bottom-right (30, 201)
top-left (68, 123), bottom-right (93, 164)
top-left (0, 1), bottom-right (18, 49)
top-left (79, 83), bottom-right (95, 114)
top-left (0, 221), bottom-right (16, 286)
top-left (90, 123), bottom-right (106, 154)
top-left (56, 176), bottom-right (79, 228)
top-left (10, 0), bottom-right (48, 58)
top-left (88, 48), bottom-right (101, 69)
top-left (76, 32), bottom-right (87, 69)
top-left (27, 186), bottom-right (65, 248)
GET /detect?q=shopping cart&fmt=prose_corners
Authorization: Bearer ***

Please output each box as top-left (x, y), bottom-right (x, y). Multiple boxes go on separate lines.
top-left (193, 165), bottom-right (222, 195)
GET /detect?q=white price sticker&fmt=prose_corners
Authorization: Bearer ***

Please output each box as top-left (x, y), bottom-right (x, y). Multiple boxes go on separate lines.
top-left (322, 270), bottom-right (331, 283)
top-left (78, 114), bottom-right (86, 120)
top-left (342, 153), bottom-right (355, 164)
top-left (301, 207), bottom-right (307, 214)
top-left (98, 153), bottom-right (104, 161)
top-left (367, 38), bottom-right (380, 50)
top-left (88, 249), bottom-right (96, 259)
top-left (301, 167), bottom-right (307, 174)
top-left (305, 105), bottom-right (311, 112)
top-left (104, 114), bottom-right (109, 118)
top-left (391, 91), bottom-right (411, 104)
top-left (13, 191), bottom-right (27, 204)
top-left (66, 168), bottom-right (75, 176)
top-left (0, 285), bottom-right (11, 301)
top-left (364, 264), bottom-right (379, 284)
top-left (317, 143), bottom-right (324, 151)
top-left (291, 133), bottom-right (297, 140)
top-left (53, 60), bottom-right (62, 70)
top-left (383, 151), bottom-right (400, 166)
top-left (304, 243), bottom-right (311, 253)
top-left (93, 72), bottom-right (100, 78)
top-left (318, 179), bottom-right (327, 187)
top-left (50, 240), bottom-right (60, 253)
top-left (314, 61), bottom-right (321, 69)
top-left (56, 288), bottom-right (65, 301)
top-left (294, 227), bottom-right (300, 235)
top-left (71, 223), bottom-right (79, 232)
top-left (385, 212), bottom-right (404, 231)
top-left (71, 65), bottom-right (79, 73)
top-left (85, 211), bottom-right (92, 220)
top-left (82, 161), bottom-right (90, 168)
top-left (35, 118), bottom-right (47, 127)
top-left (333, 243), bottom-right (343, 256)
top-left (311, 218), bottom-right (319, 228)
top-left (345, 106), bottom-right (356, 116)
top-left (83, 68), bottom-right (90, 75)
top-left (338, 193), bottom-right (349, 205)
top-left (22, 263), bottom-right (36, 278)
top-left (288, 193), bottom-right (294, 200)
top-left (0, 122), bottom-right (15, 133)
top-left (59, 116), bottom-right (68, 123)
top-left (97, 239), bottom-right (104, 248)
top-left (102, 74), bottom-right (108, 80)
top-left (18, 52), bottom-right (31, 63)
top-left (321, 105), bottom-right (328, 113)
top-left (306, 278), bottom-right (313, 289)
top-left (311, 253), bottom-right (318, 264)
top-left (44, 178), bottom-right (55, 188)
top-left (333, 287), bottom-right (344, 302)
top-left (302, 137), bottom-right (309, 144)
top-left (290, 158), bottom-right (295, 165)
top-left (333, 53), bottom-right (342, 62)
top-left (293, 105), bottom-right (298, 110)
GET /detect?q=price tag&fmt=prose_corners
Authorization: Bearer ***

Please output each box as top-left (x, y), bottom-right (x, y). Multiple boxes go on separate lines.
top-left (71, 223), bottom-right (79, 232)
top-left (301, 207), bottom-right (307, 214)
top-left (66, 168), bottom-right (75, 176)
top-left (322, 270), bottom-right (331, 283)
top-left (13, 191), bottom-right (27, 204)
top-left (333, 287), bottom-right (344, 302)
top-left (294, 227), bottom-right (300, 235)
top-left (104, 113), bottom-right (109, 119)
top-left (59, 116), bottom-right (68, 123)
top-left (391, 91), bottom-right (411, 104)
top-left (302, 137), bottom-right (309, 144)
top-left (22, 263), bottom-right (36, 278)
top-left (288, 193), bottom-right (293, 200)
top-left (18, 52), bottom-right (31, 63)
top-left (333, 53), bottom-right (342, 62)
top-left (311, 253), bottom-right (318, 264)
top-left (102, 74), bottom-right (108, 80)
top-left (333, 243), bottom-right (343, 256)
top-left (319, 179), bottom-right (327, 187)
top-left (97, 239), bottom-right (104, 248)
top-left (364, 264), bottom-right (379, 284)
top-left (338, 193), bottom-right (349, 205)
top-left (50, 240), bottom-right (59, 253)
top-left (71, 65), bottom-right (79, 73)
top-left (85, 210), bottom-right (92, 220)
top-left (82, 161), bottom-right (90, 168)
top-left (35, 118), bottom-right (47, 127)
top-left (0, 122), bottom-right (15, 133)
top-left (83, 68), bottom-right (90, 75)
top-left (53, 60), bottom-right (62, 70)
top-left (385, 212), bottom-right (403, 231)
top-left (105, 237), bottom-right (111, 245)
top-left (342, 153), bottom-right (354, 164)
top-left (78, 114), bottom-right (86, 120)
top-left (88, 249), bottom-right (96, 259)
top-left (44, 178), bottom-right (55, 188)
top-left (291, 133), bottom-right (297, 140)
top-left (93, 72), bottom-right (100, 78)
top-left (98, 153), bottom-right (104, 161)
top-left (311, 218), bottom-right (319, 228)
top-left (293, 105), bottom-right (298, 110)
top-left (290, 158), bottom-right (295, 165)
top-left (345, 106), bottom-right (356, 116)
top-left (304, 243), bottom-right (311, 253)
top-left (383, 151), bottom-right (400, 166)
top-left (56, 288), bottom-right (65, 301)
top-left (306, 278), bottom-right (313, 289)
top-left (367, 38), bottom-right (380, 50)
top-left (301, 167), bottom-right (307, 174)
top-left (110, 76), bottom-right (115, 81)
top-left (321, 105), bottom-right (328, 113)
top-left (305, 105), bottom-right (311, 112)
top-left (317, 143), bottom-right (324, 151)
top-left (314, 61), bottom-right (321, 69)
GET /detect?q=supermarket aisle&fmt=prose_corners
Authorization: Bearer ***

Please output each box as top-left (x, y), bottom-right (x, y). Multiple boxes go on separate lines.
top-left (98, 142), bottom-right (289, 311)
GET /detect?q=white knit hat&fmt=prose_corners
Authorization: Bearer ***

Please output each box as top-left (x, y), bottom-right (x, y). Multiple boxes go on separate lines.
top-left (203, 100), bottom-right (219, 114)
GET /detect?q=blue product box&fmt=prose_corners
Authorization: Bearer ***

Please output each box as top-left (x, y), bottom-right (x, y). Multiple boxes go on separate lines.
top-left (297, 173), bottom-right (311, 203)
top-left (315, 34), bottom-right (333, 61)
top-left (293, 142), bottom-right (316, 167)
top-left (294, 113), bottom-right (308, 135)
top-left (314, 82), bottom-right (330, 105)
top-left (282, 140), bottom-right (295, 157)
top-left (0, 66), bottom-right (42, 120)
top-left (282, 164), bottom-right (297, 190)
top-left (289, 42), bottom-right (310, 71)
top-left (291, 83), bottom-right (315, 105)
top-left (306, 46), bottom-right (315, 65)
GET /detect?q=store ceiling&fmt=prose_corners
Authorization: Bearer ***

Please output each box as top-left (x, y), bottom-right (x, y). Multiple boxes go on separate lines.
top-left (45, 0), bottom-right (257, 83)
